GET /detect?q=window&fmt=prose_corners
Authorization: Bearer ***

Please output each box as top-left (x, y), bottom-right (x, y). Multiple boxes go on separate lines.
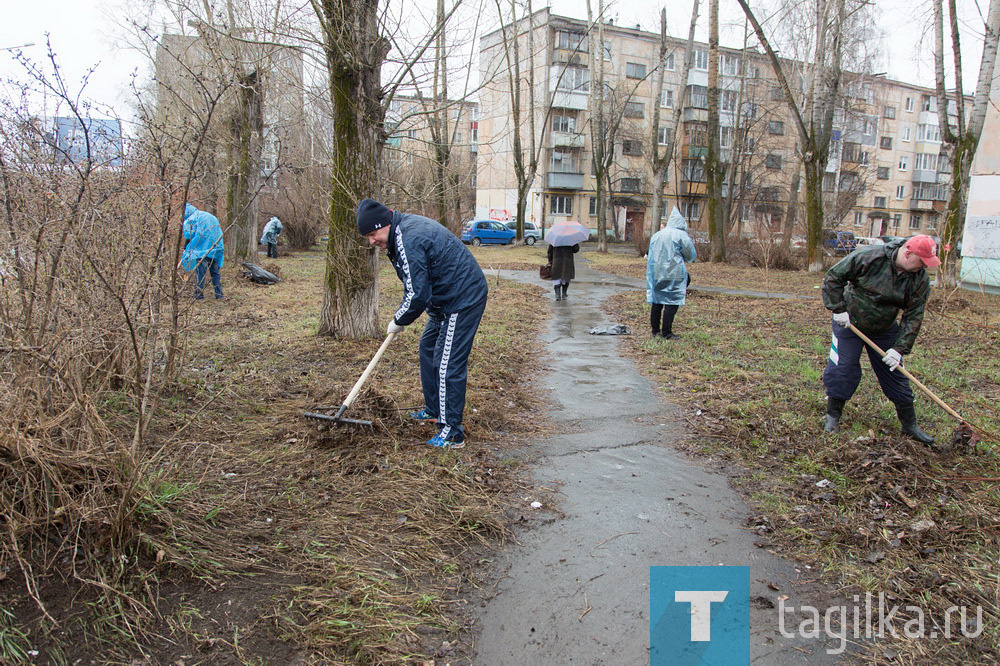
top-left (913, 183), bottom-right (946, 200)
top-left (745, 136), bottom-right (756, 153)
top-left (555, 66), bottom-right (590, 92)
top-left (877, 167), bottom-right (889, 179)
top-left (884, 105), bottom-right (897, 119)
top-left (661, 88), bottom-right (674, 108)
top-left (589, 196), bottom-right (597, 215)
top-left (681, 201), bottom-right (700, 219)
top-left (622, 140), bottom-right (642, 156)
top-left (721, 54), bottom-right (741, 75)
top-left (917, 124), bottom-right (941, 142)
top-left (892, 213), bottom-right (902, 229)
top-left (626, 62), bottom-right (647, 79)
top-left (685, 123), bottom-right (707, 146)
top-left (664, 52), bottom-right (676, 70)
top-left (624, 102), bottom-right (645, 118)
top-left (842, 142), bottom-right (862, 162)
top-left (687, 85), bottom-right (708, 109)
top-left (823, 173), bottom-right (836, 192)
top-left (898, 155), bottom-right (909, 171)
top-left (914, 153), bottom-right (938, 170)
top-left (454, 132), bottom-right (463, 143)
top-left (840, 172), bottom-right (860, 191)
top-left (880, 136), bottom-right (893, 150)
top-left (621, 177), bottom-right (640, 192)
top-left (921, 95), bottom-right (935, 112)
top-left (551, 195), bottom-right (573, 215)
top-left (854, 212), bottom-right (864, 226)
top-left (471, 125), bottom-right (478, 142)
top-left (720, 126), bottom-right (733, 148)
top-left (692, 49), bottom-right (709, 70)
top-left (681, 159), bottom-right (705, 182)
top-left (901, 125), bottom-right (912, 142)
top-left (552, 114), bottom-right (576, 133)
top-left (550, 150), bottom-right (579, 172)
top-left (909, 213), bottom-right (922, 230)
top-left (741, 204), bottom-right (751, 221)
top-left (602, 40), bottom-right (613, 61)
top-left (770, 86), bottom-right (784, 101)
top-left (721, 90), bottom-right (737, 112)
top-left (748, 65), bottom-right (761, 78)
top-left (860, 151), bottom-right (870, 165)
top-left (558, 31), bottom-right (586, 51)
top-left (896, 184), bottom-right (906, 199)
top-left (657, 126), bottom-right (671, 145)
top-left (743, 103), bottom-right (759, 121)
top-left (760, 187), bottom-right (780, 201)
top-left (766, 153), bottom-right (783, 170)
top-left (905, 97), bottom-right (914, 112)
top-left (874, 196), bottom-right (887, 208)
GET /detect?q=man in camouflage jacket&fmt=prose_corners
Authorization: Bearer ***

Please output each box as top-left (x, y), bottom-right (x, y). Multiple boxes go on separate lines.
top-left (821, 235), bottom-right (940, 444)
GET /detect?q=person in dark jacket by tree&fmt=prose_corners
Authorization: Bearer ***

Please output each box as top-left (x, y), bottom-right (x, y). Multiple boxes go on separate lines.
top-left (822, 234), bottom-right (939, 444)
top-left (547, 243), bottom-right (579, 301)
top-left (357, 198), bottom-right (488, 449)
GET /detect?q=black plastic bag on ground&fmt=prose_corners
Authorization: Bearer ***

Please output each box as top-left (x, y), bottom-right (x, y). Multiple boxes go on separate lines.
top-left (240, 262), bottom-right (281, 285)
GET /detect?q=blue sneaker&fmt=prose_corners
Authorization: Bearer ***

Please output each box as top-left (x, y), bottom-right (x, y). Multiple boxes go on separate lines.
top-left (409, 407), bottom-right (437, 423)
top-left (427, 433), bottom-right (465, 449)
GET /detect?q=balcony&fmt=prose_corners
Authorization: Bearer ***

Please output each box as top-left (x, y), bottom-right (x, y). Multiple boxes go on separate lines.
top-left (551, 131), bottom-right (585, 148)
top-left (553, 47), bottom-right (586, 65)
top-left (909, 198), bottom-right (942, 212)
top-left (551, 90), bottom-right (589, 110)
top-left (547, 172), bottom-right (585, 189)
top-left (683, 107), bottom-right (708, 122)
top-left (680, 181), bottom-right (707, 196)
top-left (681, 145), bottom-right (707, 159)
top-left (912, 169), bottom-right (937, 183)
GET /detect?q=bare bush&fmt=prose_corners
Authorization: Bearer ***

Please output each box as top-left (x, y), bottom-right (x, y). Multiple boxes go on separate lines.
top-left (0, 52), bottom-right (214, 630)
top-left (259, 166), bottom-right (329, 250)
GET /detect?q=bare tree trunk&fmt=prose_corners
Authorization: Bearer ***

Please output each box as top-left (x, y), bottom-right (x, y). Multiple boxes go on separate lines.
top-left (226, 68), bottom-right (263, 262)
top-left (316, 0), bottom-right (387, 338)
top-left (706, 0), bottom-right (725, 262)
top-left (933, 0), bottom-right (1000, 288)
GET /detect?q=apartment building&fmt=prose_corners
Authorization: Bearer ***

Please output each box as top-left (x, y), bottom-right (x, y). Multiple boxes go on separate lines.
top-left (383, 95), bottom-right (479, 227)
top-left (476, 9), bottom-right (965, 240)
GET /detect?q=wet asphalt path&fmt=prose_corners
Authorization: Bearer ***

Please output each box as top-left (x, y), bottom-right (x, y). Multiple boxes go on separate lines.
top-left (470, 259), bottom-right (845, 664)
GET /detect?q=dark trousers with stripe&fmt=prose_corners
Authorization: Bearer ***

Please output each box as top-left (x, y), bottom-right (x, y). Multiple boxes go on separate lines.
top-left (823, 322), bottom-right (913, 405)
top-left (419, 297), bottom-right (487, 441)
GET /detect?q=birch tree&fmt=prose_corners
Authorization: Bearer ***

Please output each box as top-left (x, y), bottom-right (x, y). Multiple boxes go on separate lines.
top-left (933, 0), bottom-right (1000, 287)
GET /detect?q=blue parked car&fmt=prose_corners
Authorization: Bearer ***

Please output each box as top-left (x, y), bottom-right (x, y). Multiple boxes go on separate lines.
top-left (461, 220), bottom-right (516, 246)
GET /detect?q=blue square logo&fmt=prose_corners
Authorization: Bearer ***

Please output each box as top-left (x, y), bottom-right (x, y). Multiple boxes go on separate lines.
top-left (650, 566), bottom-right (751, 665)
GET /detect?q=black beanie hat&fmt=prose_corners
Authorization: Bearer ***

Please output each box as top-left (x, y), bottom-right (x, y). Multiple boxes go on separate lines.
top-left (357, 198), bottom-right (392, 235)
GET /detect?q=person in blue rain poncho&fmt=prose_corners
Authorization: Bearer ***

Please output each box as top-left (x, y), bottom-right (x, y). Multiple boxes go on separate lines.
top-left (646, 207), bottom-right (696, 339)
top-left (181, 203), bottom-right (225, 300)
top-left (260, 216), bottom-right (282, 258)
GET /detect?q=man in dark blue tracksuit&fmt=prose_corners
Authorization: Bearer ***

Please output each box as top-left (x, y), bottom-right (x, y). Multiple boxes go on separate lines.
top-left (357, 198), bottom-right (488, 448)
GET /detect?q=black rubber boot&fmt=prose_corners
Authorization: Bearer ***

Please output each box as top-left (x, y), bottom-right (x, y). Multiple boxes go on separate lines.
top-left (561, 283), bottom-right (568, 299)
top-left (554, 285), bottom-right (562, 301)
top-left (896, 403), bottom-right (935, 445)
top-left (824, 397), bottom-right (846, 433)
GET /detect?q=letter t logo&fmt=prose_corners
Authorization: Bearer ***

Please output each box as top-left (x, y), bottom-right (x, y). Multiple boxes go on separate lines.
top-left (675, 590), bottom-right (729, 641)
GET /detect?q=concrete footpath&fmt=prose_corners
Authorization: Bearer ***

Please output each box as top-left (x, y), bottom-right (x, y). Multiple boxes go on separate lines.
top-left (470, 260), bottom-right (846, 664)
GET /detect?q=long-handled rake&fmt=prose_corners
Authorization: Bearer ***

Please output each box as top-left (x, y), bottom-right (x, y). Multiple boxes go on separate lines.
top-left (304, 331), bottom-right (397, 427)
top-left (848, 323), bottom-right (977, 443)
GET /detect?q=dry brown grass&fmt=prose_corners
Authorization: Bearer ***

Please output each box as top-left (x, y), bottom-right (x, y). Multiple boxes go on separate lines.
top-left (3, 246), bottom-right (549, 663)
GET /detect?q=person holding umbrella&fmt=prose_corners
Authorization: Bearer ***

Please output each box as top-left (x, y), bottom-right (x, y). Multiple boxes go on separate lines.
top-left (546, 221), bottom-right (589, 301)
top-left (646, 207), bottom-right (696, 338)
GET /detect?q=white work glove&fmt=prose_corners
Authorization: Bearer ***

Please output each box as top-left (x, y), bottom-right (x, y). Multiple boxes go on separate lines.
top-left (386, 320), bottom-right (405, 335)
top-left (832, 311), bottom-right (850, 327)
top-left (882, 348), bottom-right (903, 372)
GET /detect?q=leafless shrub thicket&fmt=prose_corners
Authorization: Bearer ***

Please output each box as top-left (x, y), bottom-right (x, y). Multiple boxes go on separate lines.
top-left (259, 166), bottom-right (329, 250)
top-left (0, 57), bottom-right (203, 629)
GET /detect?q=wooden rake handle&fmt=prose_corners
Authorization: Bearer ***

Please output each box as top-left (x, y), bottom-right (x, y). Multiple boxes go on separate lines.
top-left (847, 322), bottom-right (966, 423)
top-left (341, 331), bottom-right (397, 411)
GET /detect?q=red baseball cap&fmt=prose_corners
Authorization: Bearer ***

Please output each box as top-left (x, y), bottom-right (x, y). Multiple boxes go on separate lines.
top-left (903, 235), bottom-right (941, 268)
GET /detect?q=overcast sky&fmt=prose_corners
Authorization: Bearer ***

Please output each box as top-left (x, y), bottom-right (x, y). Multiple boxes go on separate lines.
top-left (1, 0), bottom-right (988, 121)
